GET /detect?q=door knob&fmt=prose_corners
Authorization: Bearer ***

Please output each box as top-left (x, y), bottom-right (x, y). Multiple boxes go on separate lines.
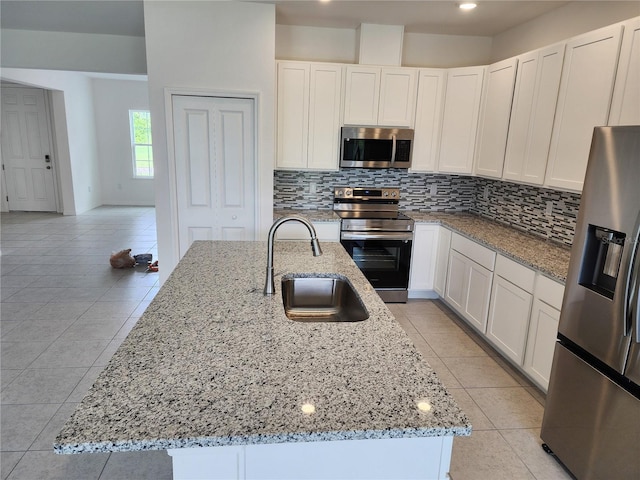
top-left (45, 155), bottom-right (51, 163)
top-left (232, 215), bottom-right (237, 220)
top-left (46, 166), bottom-right (51, 169)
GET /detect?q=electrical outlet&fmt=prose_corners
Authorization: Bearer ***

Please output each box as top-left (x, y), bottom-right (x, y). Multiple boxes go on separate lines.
top-left (309, 183), bottom-right (317, 194)
top-left (483, 186), bottom-right (489, 201)
top-left (545, 200), bottom-right (553, 216)
top-left (430, 184), bottom-right (437, 196)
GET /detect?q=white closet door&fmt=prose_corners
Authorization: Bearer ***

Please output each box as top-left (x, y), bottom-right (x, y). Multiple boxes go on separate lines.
top-left (172, 95), bottom-right (256, 256)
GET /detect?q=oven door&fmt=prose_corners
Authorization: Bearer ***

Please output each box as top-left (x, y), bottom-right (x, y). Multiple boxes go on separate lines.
top-left (340, 232), bottom-right (413, 292)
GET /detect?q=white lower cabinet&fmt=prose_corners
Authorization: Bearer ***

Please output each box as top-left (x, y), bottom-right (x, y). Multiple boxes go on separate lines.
top-left (445, 234), bottom-right (496, 333)
top-left (486, 255), bottom-right (536, 364)
top-left (408, 224), bottom-right (439, 298)
top-left (434, 227), bottom-right (452, 297)
top-left (438, 233), bottom-right (565, 393)
top-left (523, 275), bottom-right (565, 391)
top-left (274, 221), bottom-right (340, 242)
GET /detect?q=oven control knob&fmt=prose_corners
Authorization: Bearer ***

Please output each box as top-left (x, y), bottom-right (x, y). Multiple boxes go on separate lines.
top-left (345, 189), bottom-right (352, 197)
top-left (391, 191), bottom-right (397, 197)
top-left (337, 189), bottom-right (344, 197)
top-left (383, 191), bottom-right (389, 197)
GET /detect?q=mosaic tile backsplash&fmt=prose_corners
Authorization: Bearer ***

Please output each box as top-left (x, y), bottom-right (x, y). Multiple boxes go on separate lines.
top-left (273, 170), bottom-right (581, 246)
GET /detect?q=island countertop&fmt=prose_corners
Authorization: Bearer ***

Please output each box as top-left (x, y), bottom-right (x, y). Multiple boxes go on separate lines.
top-left (55, 241), bottom-right (471, 454)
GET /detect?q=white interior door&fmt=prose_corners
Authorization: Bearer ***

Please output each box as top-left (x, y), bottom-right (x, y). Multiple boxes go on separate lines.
top-left (172, 95), bottom-right (256, 256)
top-left (1, 87), bottom-right (58, 212)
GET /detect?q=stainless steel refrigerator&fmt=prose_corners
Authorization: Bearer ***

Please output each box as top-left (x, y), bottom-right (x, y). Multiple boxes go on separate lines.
top-left (541, 126), bottom-right (640, 479)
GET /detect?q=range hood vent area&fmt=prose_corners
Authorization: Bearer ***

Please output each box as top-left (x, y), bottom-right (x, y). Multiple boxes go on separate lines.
top-left (357, 23), bottom-right (404, 66)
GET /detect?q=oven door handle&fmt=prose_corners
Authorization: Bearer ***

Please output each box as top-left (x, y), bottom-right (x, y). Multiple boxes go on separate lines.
top-left (341, 232), bottom-right (413, 241)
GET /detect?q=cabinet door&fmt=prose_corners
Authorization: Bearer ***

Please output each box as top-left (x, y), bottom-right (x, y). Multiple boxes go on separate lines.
top-left (474, 58), bottom-right (518, 179)
top-left (408, 224), bottom-right (438, 295)
top-left (434, 226), bottom-right (452, 297)
top-left (378, 68), bottom-right (418, 127)
top-left (609, 17), bottom-right (640, 126)
top-left (276, 62), bottom-right (310, 169)
top-left (503, 44), bottom-right (565, 185)
top-left (545, 24), bottom-right (623, 191)
top-left (464, 260), bottom-right (493, 333)
top-left (343, 66), bottom-right (381, 125)
top-left (411, 69), bottom-right (446, 172)
top-left (487, 276), bottom-right (533, 364)
top-left (274, 222), bottom-right (340, 242)
top-left (438, 66), bottom-right (485, 174)
top-left (308, 64), bottom-right (343, 170)
top-left (445, 250), bottom-right (468, 314)
top-left (523, 298), bottom-right (560, 391)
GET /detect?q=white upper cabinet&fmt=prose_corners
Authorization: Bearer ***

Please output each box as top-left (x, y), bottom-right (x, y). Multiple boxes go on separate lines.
top-left (343, 65), bottom-right (381, 125)
top-left (378, 68), bottom-right (418, 126)
top-left (343, 65), bottom-right (418, 127)
top-left (609, 17), bottom-right (640, 126)
top-left (544, 24), bottom-right (623, 192)
top-left (411, 69), bottom-right (446, 172)
top-left (437, 66), bottom-right (485, 174)
top-left (474, 58), bottom-right (519, 179)
top-left (276, 61), bottom-right (343, 171)
top-left (307, 64), bottom-right (344, 170)
top-left (502, 43), bottom-right (565, 185)
top-left (276, 62), bottom-right (309, 170)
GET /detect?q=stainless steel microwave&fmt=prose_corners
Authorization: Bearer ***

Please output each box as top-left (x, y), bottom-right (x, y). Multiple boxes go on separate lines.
top-left (340, 127), bottom-right (414, 169)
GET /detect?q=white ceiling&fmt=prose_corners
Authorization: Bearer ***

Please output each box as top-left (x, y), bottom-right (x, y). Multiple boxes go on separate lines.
top-left (2, 0), bottom-right (602, 38)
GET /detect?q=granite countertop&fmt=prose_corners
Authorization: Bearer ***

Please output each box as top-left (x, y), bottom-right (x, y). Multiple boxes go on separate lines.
top-left (409, 212), bottom-right (571, 283)
top-left (272, 208), bottom-right (571, 282)
top-left (55, 241), bottom-right (471, 454)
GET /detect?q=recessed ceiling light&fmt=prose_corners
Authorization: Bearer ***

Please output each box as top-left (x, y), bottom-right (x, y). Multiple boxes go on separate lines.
top-left (459, 2), bottom-right (477, 10)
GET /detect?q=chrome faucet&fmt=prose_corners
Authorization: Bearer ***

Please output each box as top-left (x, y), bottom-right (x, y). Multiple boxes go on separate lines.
top-left (264, 215), bottom-right (323, 295)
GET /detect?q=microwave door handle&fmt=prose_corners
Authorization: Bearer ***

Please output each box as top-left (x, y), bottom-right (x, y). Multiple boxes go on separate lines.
top-left (391, 134), bottom-right (397, 165)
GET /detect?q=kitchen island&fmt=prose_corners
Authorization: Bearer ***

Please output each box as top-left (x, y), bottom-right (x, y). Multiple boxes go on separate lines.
top-left (55, 241), bottom-right (470, 479)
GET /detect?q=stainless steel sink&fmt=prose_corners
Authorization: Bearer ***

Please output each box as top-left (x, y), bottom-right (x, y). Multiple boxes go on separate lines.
top-left (281, 274), bottom-right (369, 322)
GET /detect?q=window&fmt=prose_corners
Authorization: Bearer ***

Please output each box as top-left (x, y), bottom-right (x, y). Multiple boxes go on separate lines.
top-left (129, 110), bottom-right (153, 178)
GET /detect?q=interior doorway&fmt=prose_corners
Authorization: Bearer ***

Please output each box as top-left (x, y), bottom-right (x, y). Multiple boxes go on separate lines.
top-left (1, 86), bottom-right (60, 212)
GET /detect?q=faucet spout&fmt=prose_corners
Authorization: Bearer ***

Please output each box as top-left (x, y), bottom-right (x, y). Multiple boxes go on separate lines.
top-left (264, 215), bottom-right (323, 295)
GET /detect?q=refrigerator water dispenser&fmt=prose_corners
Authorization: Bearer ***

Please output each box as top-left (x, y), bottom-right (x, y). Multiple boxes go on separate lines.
top-left (579, 225), bottom-right (626, 299)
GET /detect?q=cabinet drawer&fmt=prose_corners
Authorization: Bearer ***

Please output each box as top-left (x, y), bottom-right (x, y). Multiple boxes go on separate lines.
top-left (495, 254), bottom-right (536, 292)
top-left (451, 233), bottom-right (496, 271)
top-left (535, 275), bottom-right (565, 310)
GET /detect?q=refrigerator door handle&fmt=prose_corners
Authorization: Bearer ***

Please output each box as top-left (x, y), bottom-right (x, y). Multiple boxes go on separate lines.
top-left (625, 211), bottom-right (640, 340)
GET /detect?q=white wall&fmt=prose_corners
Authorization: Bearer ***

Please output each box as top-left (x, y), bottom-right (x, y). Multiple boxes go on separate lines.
top-left (403, 32), bottom-right (492, 67)
top-left (0, 29), bottom-right (147, 75)
top-left (491, 2), bottom-right (640, 61)
top-left (276, 25), bottom-right (357, 63)
top-left (275, 24), bottom-right (492, 67)
top-left (143, 0), bottom-right (276, 283)
top-left (0, 68), bottom-right (102, 215)
top-left (92, 78), bottom-right (154, 206)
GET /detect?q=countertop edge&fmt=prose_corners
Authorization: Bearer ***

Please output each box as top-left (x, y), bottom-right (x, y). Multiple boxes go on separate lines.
top-left (55, 425), bottom-right (472, 454)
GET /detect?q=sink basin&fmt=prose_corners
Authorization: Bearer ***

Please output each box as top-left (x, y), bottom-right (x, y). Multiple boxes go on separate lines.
top-left (281, 274), bottom-right (369, 322)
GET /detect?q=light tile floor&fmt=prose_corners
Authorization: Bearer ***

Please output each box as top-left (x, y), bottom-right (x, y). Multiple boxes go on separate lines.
top-left (1, 207), bottom-right (574, 480)
top-left (1, 207), bottom-right (172, 480)
top-left (388, 301), bottom-right (574, 480)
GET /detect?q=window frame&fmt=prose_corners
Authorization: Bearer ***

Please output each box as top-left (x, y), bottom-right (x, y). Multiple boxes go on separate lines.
top-left (129, 110), bottom-right (154, 179)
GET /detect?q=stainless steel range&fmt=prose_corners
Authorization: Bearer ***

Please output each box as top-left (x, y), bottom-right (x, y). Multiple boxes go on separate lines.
top-left (334, 187), bottom-right (414, 303)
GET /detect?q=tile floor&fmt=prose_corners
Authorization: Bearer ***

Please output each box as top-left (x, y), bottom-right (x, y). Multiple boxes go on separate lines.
top-left (1, 206), bottom-right (573, 480)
